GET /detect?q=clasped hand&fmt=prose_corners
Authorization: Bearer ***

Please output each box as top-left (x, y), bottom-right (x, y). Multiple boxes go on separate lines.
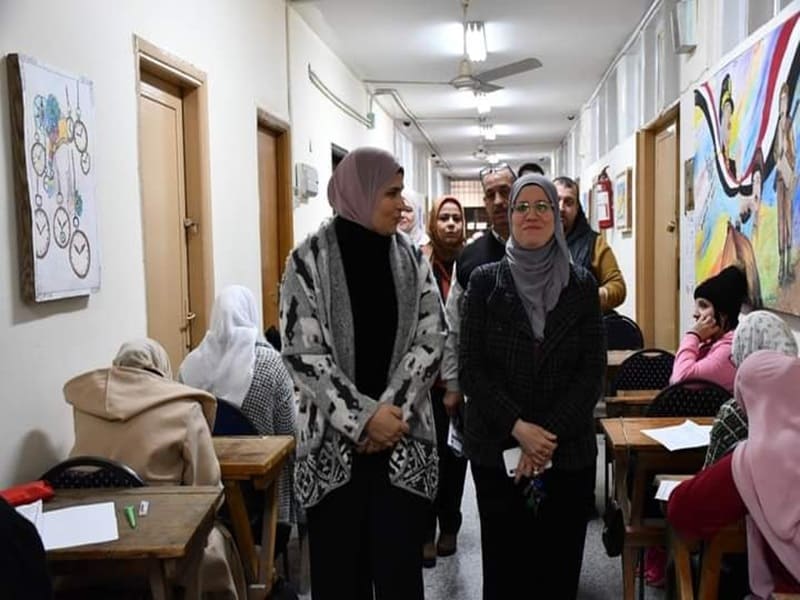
top-left (511, 419), bottom-right (557, 477)
top-left (357, 404), bottom-right (409, 454)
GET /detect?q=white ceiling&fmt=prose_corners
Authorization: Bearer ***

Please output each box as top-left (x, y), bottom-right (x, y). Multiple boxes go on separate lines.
top-left (291, 0), bottom-right (653, 179)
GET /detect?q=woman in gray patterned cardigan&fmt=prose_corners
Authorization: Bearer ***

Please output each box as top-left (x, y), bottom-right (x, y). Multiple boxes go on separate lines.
top-left (280, 147), bottom-right (446, 600)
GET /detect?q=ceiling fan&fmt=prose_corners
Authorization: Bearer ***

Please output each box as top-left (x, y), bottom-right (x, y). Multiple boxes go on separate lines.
top-left (364, 0), bottom-right (542, 93)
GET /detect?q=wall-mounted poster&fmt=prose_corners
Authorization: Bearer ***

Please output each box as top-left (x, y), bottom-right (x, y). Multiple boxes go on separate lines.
top-left (615, 168), bottom-right (632, 232)
top-left (693, 11), bottom-right (800, 315)
top-left (7, 54), bottom-right (100, 302)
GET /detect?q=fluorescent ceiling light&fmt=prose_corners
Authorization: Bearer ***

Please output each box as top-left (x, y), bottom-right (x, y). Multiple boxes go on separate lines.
top-left (481, 122), bottom-right (496, 141)
top-left (465, 21), bottom-right (487, 63)
top-left (475, 92), bottom-right (491, 114)
top-left (486, 153), bottom-right (499, 164)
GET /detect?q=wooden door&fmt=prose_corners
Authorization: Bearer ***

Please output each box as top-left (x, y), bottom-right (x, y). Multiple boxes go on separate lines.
top-left (139, 75), bottom-right (193, 369)
top-left (258, 127), bottom-right (280, 329)
top-left (653, 125), bottom-right (679, 350)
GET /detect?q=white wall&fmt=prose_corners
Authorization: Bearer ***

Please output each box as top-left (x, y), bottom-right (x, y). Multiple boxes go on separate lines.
top-left (579, 134), bottom-right (638, 318)
top-left (0, 0), bottom-right (289, 485)
top-left (287, 8), bottom-right (396, 242)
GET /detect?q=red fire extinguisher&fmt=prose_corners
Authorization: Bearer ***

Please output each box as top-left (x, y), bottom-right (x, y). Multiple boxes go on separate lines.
top-left (594, 167), bottom-right (614, 230)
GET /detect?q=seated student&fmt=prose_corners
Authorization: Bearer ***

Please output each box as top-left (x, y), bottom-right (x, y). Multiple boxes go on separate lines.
top-left (668, 351), bottom-right (800, 598)
top-left (64, 338), bottom-right (246, 599)
top-left (704, 310), bottom-right (798, 467)
top-left (179, 285), bottom-right (297, 539)
top-left (670, 265), bottom-right (748, 394)
top-left (0, 497), bottom-right (52, 599)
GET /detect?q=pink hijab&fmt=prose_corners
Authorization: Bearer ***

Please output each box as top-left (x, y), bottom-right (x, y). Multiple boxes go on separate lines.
top-left (327, 147), bottom-right (402, 230)
top-left (732, 350), bottom-right (800, 598)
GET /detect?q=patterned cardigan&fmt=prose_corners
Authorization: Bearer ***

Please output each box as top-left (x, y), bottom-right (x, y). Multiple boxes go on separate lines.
top-left (280, 220), bottom-right (447, 508)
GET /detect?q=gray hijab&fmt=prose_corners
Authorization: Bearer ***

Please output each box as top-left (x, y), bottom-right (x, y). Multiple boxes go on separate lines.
top-left (505, 174), bottom-right (571, 340)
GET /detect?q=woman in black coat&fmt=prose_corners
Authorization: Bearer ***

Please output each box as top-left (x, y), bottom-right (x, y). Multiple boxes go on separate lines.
top-left (460, 174), bottom-right (606, 600)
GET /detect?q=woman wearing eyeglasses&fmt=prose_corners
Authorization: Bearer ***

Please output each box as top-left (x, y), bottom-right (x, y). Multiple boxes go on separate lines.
top-left (460, 174), bottom-right (606, 599)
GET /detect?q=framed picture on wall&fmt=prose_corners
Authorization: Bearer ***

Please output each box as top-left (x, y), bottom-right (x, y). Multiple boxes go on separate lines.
top-left (6, 54), bottom-right (101, 302)
top-left (614, 168), bottom-right (632, 232)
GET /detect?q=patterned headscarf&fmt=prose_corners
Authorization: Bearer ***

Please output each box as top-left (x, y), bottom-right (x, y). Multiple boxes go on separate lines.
top-left (505, 174), bottom-right (571, 340)
top-left (732, 310), bottom-right (798, 367)
top-left (178, 285), bottom-right (261, 408)
top-left (113, 338), bottom-right (173, 379)
top-left (327, 147), bottom-right (403, 231)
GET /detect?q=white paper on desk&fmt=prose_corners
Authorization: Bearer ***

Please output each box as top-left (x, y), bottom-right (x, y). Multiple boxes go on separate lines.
top-left (654, 480), bottom-right (683, 501)
top-left (15, 499), bottom-right (43, 531)
top-left (641, 419), bottom-right (712, 451)
top-left (40, 502), bottom-right (119, 550)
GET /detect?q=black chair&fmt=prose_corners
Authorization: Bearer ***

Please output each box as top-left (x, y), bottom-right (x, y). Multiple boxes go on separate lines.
top-left (40, 456), bottom-right (145, 489)
top-left (645, 379), bottom-right (731, 418)
top-left (212, 398), bottom-right (259, 436)
top-left (604, 313), bottom-right (644, 350)
top-left (610, 348), bottom-right (675, 395)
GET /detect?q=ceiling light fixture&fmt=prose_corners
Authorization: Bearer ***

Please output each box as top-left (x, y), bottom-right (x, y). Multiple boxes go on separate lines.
top-left (465, 21), bottom-right (487, 63)
top-left (480, 121), bottom-right (496, 141)
top-left (486, 153), bottom-right (499, 164)
top-left (475, 92), bottom-right (491, 114)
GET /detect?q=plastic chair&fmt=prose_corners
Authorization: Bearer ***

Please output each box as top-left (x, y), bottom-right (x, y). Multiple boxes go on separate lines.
top-left (610, 348), bottom-right (675, 396)
top-left (212, 398), bottom-right (258, 436)
top-left (604, 313), bottom-right (644, 350)
top-left (41, 456), bottom-right (145, 489)
top-left (645, 379), bottom-right (731, 418)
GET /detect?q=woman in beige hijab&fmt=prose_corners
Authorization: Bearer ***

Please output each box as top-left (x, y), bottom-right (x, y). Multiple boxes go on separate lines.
top-left (65, 338), bottom-right (246, 599)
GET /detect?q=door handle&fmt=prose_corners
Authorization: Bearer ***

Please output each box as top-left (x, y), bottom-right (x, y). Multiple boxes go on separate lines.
top-left (666, 219), bottom-right (677, 233)
top-left (180, 311), bottom-right (197, 332)
top-left (183, 218), bottom-right (198, 234)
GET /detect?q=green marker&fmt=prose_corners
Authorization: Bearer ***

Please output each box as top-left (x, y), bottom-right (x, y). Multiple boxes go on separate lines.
top-left (124, 505), bottom-right (137, 529)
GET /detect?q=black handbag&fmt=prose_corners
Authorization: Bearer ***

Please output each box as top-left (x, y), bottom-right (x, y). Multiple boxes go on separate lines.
top-left (601, 499), bottom-right (625, 557)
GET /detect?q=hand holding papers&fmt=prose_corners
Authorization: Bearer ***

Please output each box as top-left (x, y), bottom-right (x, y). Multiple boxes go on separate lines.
top-left (641, 419), bottom-right (712, 452)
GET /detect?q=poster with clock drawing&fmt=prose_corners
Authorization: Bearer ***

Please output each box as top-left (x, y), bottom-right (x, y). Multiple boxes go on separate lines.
top-left (8, 55), bottom-right (100, 301)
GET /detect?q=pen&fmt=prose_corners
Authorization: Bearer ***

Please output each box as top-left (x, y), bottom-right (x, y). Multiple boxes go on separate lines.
top-left (124, 505), bottom-right (137, 529)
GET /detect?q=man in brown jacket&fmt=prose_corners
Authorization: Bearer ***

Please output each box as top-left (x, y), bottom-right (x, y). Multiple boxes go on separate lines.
top-left (554, 176), bottom-right (627, 312)
top-left (65, 338), bottom-right (246, 599)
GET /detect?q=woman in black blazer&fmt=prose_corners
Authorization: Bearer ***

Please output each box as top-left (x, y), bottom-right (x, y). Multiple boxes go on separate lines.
top-left (460, 174), bottom-right (606, 600)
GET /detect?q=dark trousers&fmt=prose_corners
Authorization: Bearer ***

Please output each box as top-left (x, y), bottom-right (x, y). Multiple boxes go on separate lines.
top-left (306, 452), bottom-right (429, 600)
top-left (472, 462), bottom-right (595, 600)
top-left (426, 386), bottom-right (468, 540)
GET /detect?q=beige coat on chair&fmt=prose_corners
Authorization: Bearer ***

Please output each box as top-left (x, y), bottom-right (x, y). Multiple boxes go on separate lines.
top-left (64, 366), bottom-right (246, 599)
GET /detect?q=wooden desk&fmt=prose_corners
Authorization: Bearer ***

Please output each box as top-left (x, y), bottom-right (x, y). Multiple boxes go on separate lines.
top-left (601, 417), bottom-right (712, 600)
top-left (214, 435), bottom-right (295, 598)
top-left (46, 486), bottom-right (221, 600)
top-left (605, 392), bottom-right (659, 417)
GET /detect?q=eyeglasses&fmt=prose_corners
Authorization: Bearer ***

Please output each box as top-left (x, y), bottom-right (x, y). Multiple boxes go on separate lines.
top-left (479, 163), bottom-right (516, 188)
top-left (512, 200), bottom-right (552, 216)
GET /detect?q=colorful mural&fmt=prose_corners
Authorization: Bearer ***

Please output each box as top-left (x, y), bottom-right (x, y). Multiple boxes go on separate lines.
top-left (694, 10), bottom-right (800, 315)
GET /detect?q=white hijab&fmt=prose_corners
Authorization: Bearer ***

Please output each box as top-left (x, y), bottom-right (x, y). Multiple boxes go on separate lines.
top-left (178, 285), bottom-right (261, 407)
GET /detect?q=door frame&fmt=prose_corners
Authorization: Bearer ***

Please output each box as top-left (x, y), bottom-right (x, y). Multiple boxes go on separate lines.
top-left (256, 109), bottom-right (294, 280)
top-left (134, 36), bottom-right (214, 348)
top-left (635, 102), bottom-right (680, 347)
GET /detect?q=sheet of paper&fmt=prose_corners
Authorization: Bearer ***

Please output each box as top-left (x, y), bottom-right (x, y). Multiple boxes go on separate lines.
top-left (447, 417), bottom-right (464, 456)
top-left (41, 501), bottom-right (119, 550)
top-left (641, 419), bottom-right (712, 452)
top-left (654, 479), bottom-right (683, 501)
top-left (15, 499), bottom-right (43, 531)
